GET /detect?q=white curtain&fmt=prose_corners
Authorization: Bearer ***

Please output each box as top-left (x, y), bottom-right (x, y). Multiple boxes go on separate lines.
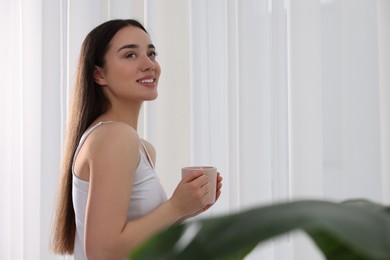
top-left (1, 0), bottom-right (389, 259)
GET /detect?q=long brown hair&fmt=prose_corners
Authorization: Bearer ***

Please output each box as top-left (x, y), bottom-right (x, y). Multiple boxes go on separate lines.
top-left (51, 19), bottom-right (147, 254)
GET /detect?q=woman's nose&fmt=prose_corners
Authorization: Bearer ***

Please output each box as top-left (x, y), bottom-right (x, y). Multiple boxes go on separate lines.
top-left (140, 55), bottom-right (156, 71)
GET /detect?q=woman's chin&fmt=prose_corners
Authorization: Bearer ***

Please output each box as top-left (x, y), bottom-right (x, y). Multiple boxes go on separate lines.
top-left (145, 92), bottom-right (158, 101)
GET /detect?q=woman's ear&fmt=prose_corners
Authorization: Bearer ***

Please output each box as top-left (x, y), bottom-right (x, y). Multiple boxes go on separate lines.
top-left (94, 66), bottom-right (107, 85)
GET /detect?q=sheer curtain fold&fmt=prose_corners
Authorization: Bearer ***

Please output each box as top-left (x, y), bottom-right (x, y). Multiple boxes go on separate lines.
top-left (1, 2), bottom-right (19, 259)
top-left (378, 0), bottom-right (390, 204)
top-left (288, 0), bottom-right (324, 201)
top-left (22, 1), bottom-right (43, 258)
top-left (1, 0), bottom-right (43, 259)
top-left (2, 0), bottom-right (389, 259)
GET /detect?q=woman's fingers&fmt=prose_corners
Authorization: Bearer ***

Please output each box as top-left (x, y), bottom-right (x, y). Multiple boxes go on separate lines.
top-left (173, 171), bottom-right (223, 218)
top-left (170, 172), bottom-right (213, 217)
top-left (213, 172), bottom-right (223, 202)
top-left (182, 171), bottom-right (203, 183)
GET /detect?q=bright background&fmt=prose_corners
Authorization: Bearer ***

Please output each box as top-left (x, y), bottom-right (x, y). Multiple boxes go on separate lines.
top-left (1, 0), bottom-right (389, 259)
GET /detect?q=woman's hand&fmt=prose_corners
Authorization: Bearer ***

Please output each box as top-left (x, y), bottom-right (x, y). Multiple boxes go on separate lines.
top-left (169, 172), bottom-right (211, 217)
top-left (175, 172), bottom-right (223, 221)
top-left (194, 172), bottom-right (223, 213)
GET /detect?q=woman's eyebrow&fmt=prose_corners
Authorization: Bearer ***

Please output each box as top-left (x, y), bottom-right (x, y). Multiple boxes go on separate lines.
top-left (117, 44), bottom-right (156, 52)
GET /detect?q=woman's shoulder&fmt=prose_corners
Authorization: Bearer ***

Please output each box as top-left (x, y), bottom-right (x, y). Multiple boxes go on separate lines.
top-left (85, 121), bottom-right (140, 153)
top-left (74, 121), bottom-right (141, 180)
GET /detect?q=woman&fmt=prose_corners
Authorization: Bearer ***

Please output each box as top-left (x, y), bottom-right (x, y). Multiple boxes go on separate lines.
top-left (52, 19), bottom-right (222, 259)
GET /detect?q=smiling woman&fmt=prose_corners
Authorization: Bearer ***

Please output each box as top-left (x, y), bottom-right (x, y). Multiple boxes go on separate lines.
top-left (51, 19), bottom-right (222, 260)
top-left (93, 26), bottom-right (160, 104)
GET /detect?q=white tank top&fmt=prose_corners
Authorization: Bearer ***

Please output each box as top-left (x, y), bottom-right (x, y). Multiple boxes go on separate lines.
top-left (72, 121), bottom-right (167, 259)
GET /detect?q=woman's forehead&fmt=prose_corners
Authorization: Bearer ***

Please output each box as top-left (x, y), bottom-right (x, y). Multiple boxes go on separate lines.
top-left (110, 26), bottom-right (152, 49)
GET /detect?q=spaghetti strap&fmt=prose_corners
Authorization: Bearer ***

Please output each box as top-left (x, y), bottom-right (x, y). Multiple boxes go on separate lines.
top-left (139, 139), bottom-right (155, 169)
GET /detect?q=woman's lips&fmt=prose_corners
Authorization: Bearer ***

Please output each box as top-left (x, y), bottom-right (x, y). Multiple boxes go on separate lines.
top-left (136, 77), bottom-right (157, 87)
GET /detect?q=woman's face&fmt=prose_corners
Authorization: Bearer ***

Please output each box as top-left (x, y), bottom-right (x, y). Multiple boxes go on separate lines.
top-left (95, 25), bottom-right (161, 104)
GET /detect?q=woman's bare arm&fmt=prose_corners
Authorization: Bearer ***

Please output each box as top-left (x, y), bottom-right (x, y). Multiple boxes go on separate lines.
top-left (78, 123), bottom-right (210, 260)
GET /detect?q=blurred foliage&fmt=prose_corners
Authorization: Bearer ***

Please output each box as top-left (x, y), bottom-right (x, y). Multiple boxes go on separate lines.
top-left (130, 199), bottom-right (390, 260)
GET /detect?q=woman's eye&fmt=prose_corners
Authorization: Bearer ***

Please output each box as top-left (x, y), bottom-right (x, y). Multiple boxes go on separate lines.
top-left (148, 51), bottom-right (158, 59)
top-left (125, 52), bottom-right (136, 59)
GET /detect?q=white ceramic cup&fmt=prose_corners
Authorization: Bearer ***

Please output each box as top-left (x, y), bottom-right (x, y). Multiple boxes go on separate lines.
top-left (181, 166), bottom-right (217, 204)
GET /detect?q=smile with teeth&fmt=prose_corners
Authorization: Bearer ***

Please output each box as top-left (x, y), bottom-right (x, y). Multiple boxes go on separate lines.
top-left (137, 78), bottom-right (155, 83)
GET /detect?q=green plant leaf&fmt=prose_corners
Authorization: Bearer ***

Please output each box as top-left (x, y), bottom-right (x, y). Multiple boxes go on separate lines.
top-left (130, 224), bottom-right (186, 260)
top-left (306, 229), bottom-right (367, 260)
top-left (130, 200), bottom-right (390, 260)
